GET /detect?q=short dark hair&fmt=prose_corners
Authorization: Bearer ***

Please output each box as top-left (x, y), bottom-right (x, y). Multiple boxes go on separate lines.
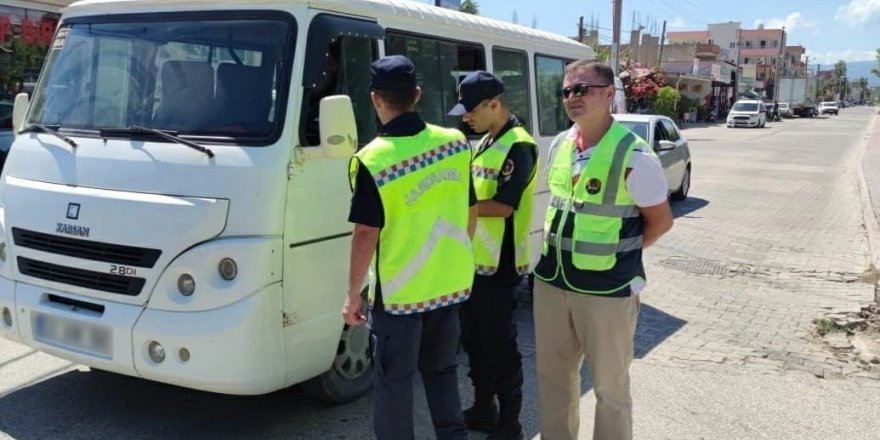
top-left (564, 60), bottom-right (615, 86)
top-left (374, 87), bottom-right (419, 112)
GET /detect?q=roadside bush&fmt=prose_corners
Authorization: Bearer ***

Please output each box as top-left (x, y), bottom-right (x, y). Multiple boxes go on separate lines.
top-left (654, 86), bottom-right (680, 119)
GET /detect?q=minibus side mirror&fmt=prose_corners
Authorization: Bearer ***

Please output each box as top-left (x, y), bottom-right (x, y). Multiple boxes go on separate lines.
top-left (12, 93), bottom-right (29, 137)
top-left (298, 95), bottom-right (358, 161)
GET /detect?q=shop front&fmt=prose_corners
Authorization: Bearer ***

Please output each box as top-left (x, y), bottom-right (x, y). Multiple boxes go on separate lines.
top-left (1, 1), bottom-right (70, 156)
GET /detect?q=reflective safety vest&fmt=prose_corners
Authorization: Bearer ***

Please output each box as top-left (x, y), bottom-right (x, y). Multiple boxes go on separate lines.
top-left (350, 124), bottom-right (475, 314)
top-left (533, 122), bottom-right (652, 294)
top-left (472, 126), bottom-right (537, 276)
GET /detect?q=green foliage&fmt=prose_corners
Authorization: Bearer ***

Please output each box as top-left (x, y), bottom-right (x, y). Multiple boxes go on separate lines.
top-left (873, 48), bottom-right (880, 80)
top-left (814, 318), bottom-right (846, 336)
top-left (0, 38), bottom-right (47, 92)
top-left (459, 0), bottom-right (479, 14)
top-left (653, 86), bottom-right (680, 118)
top-left (591, 41), bottom-right (609, 62)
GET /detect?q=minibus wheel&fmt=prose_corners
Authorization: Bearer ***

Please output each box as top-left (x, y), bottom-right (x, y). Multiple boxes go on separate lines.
top-left (302, 290), bottom-right (373, 403)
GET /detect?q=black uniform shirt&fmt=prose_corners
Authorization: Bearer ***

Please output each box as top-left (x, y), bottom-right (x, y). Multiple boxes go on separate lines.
top-left (474, 115), bottom-right (537, 287)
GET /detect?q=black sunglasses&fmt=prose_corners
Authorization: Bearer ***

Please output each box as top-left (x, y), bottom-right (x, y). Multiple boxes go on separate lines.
top-left (561, 82), bottom-right (612, 99)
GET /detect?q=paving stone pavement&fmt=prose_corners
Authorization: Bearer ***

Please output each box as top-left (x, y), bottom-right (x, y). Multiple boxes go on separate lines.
top-left (628, 109), bottom-right (878, 379)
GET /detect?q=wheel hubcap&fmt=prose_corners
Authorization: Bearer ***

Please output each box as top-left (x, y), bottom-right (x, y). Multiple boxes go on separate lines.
top-left (334, 323), bottom-right (371, 380)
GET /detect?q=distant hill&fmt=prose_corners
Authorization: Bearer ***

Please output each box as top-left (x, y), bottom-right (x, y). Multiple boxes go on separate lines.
top-left (818, 61), bottom-right (879, 86)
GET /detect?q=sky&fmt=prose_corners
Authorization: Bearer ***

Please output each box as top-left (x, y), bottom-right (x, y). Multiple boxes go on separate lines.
top-left (436, 0), bottom-right (880, 67)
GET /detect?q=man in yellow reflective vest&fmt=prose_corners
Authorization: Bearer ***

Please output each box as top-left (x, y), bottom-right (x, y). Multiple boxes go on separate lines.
top-left (342, 55), bottom-right (478, 440)
top-left (448, 71), bottom-right (536, 440)
top-left (532, 60), bottom-right (673, 439)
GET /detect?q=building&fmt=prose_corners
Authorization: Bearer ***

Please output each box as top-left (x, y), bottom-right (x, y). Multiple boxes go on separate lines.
top-left (662, 25), bottom-right (738, 117)
top-left (0, 1), bottom-right (71, 94)
top-left (591, 29), bottom-right (661, 67)
top-left (667, 22), bottom-right (807, 100)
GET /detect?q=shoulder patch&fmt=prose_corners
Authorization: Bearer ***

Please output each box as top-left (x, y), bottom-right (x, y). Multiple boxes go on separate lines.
top-left (500, 158), bottom-right (515, 181)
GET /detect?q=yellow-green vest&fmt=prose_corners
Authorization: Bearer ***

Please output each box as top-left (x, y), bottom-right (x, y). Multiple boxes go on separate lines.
top-left (472, 126), bottom-right (537, 276)
top-left (533, 122), bottom-right (652, 294)
top-left (350, 124), bottom-right (475, 314)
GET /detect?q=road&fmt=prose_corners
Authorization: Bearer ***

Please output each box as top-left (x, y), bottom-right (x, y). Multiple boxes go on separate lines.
top-left (2, 107), bottom-right (880, 439)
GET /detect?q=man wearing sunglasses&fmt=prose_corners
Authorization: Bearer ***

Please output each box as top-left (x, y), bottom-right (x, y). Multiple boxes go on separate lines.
top-left (533, 60), bottom-right (673, 440)
top-left (448, 71), bottom-right (537, 440)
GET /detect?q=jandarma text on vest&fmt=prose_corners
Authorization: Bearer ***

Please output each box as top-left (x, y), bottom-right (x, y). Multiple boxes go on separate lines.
top-left (405, 168), bottom-right (461, 206)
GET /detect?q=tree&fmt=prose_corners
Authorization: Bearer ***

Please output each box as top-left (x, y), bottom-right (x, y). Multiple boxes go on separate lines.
top-left (590, 41), bottom-right (609, 62)
top-left (653, 86), bottom-right (680, 118)
top-left (460, 0), bottom-right (479, 14)
top-left (873, 48), bottom-right (880, 80)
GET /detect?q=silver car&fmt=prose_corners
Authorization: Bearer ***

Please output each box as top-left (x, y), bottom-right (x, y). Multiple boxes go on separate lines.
top-left (613, 114), bottom-right (692, 201)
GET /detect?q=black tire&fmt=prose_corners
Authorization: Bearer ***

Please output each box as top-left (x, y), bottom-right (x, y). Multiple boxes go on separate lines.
top-left (301, 291), bottom-right (373, 404)
top-left (671, 165), bottom-right (690, 201)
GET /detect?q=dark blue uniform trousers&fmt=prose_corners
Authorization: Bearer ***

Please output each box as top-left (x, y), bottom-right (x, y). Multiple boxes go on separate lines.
top-left (368, 302), bottom-right (467, 440)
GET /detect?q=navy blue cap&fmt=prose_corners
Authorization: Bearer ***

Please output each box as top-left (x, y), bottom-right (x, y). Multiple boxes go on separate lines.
top-left (370, 55), bottom-right (417, 90)
top-left (448, 70), bottom-right (505, 116)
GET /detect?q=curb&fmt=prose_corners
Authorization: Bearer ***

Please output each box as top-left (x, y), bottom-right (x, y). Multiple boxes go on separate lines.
top-left (856, 112), bottom-right (880, 302)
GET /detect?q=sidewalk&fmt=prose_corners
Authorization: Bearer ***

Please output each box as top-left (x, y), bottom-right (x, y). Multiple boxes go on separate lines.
top-left (859, 111), bottom-right (880, 283)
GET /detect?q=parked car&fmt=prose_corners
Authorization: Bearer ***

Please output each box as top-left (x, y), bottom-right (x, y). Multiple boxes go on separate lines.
top-left (819, 101), bottom-right (839, 116)
top-left (727, 100), bottom-right (766, 128)
top-left (777, 102), bottom-right (792, 118)
top-left (614, 114), bottom-right (692, 201)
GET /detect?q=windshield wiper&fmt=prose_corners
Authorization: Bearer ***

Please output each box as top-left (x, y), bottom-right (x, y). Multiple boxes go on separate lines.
top-left (19, 124), bottom-right (78, 148)
top-left (100, 126), bottom-right (214, 158)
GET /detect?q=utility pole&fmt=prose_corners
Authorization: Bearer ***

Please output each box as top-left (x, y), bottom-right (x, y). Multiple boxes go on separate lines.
top-left (657, 20), bottom-right (666, 68)
top-left (578, 16), bottom-right (585, 43)
top-left (734, 27), bottom-right (742, 95)
top-left (611, 0), bottom-right (622, 75)
top-left (773, 26), bottom-right (785, 101)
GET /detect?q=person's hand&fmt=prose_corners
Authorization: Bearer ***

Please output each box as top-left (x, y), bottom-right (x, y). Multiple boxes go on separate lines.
top-left (342, 293), bottom-right (366, 326)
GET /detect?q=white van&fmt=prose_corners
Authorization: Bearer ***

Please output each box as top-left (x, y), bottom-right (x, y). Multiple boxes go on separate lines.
top-left (0, 0), bottom-right (594, 402)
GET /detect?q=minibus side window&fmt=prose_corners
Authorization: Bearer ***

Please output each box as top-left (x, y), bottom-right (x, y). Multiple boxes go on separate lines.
top-left (492, 47), bottom-right (532, 132)
top-left (300, 36), bottom-right (378, 146)
top-left (535, 55), bottom-right (568, 135)
top-left (386, 32), bottom-right (485, 131)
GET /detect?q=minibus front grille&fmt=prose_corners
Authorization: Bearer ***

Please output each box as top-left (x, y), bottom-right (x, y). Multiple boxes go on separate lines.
top-left (12, 228), bottom-right (161, 268)
top-left (17, 257), bottom-right (145, 296)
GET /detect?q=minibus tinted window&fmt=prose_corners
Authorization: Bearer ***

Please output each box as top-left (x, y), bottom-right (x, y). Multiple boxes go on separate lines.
top-left (535, 55), bottom-right (568, 134)
top-left (492, 47), bottom-right (532, 132)
top-left (386, 33), bottom-right (485, 130)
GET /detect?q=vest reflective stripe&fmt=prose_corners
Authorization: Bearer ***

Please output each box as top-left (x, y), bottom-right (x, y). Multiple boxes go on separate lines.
top-left (471, 126), bottom-right (537, 276)
top-left (474, 221), bottom-right (502, 275)
top-left (535, 122), bottom-right (651, 294)
top-left (602, 132), bottom-right (635, 204)
top-left (549, 196), bottom-right (641, 218)
top-left (370, 139), bottom-right (470, 188)
top-left (472, 165), bottom-right (499, 181)
top-left (381, 218), bottom-right (471, 297)
top-left (547, 233), bottom-right (643, 255)
top-left (352, 124), bottom-right (475, 314)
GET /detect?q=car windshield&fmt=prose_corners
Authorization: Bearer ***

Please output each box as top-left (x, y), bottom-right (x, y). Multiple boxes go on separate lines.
top-left (616, 120), bottom-right (649, 141)
top-left (821, 102), bottom-right (838, 107)
top-left (779, 104), bottom-right (789, 109)
top-left (27, 16), bottom-right (294, 142)
top-left (732, 102), bottom-right (759, 112)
